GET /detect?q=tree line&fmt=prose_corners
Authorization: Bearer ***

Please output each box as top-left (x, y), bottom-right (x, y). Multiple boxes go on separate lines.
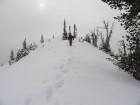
top-left (102, 0), bottom-right (140, 81)
top-left (8, 35), bottom-right (54, 66)
top-left (83, 0), bottom-right (140, 81)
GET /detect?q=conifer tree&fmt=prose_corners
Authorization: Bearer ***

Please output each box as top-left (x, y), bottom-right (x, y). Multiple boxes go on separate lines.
top-left (40, 35), bottom-right (44, 44)
top-left (73, 24), bottom-right (77, 38)
top-left (10, 49), bottom-right (14, 60)
top-left (40, 35), bottom-right (44, 47)
top-left (23, 38), bottom-right (27, 49)
top-left (29, 43), bottom-right (33, 50)
top-left (15, 39), bottom-right (29, 62)
top-left (33, 42), bottom-right (38, 50)
top-left (8, 49), bottom-right (15, 66)
top-left (62, 19), bottom-right (67, 40)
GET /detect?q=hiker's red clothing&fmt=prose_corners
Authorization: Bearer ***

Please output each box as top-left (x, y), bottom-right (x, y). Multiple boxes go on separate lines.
top-left (68, 35), bottom-right (74, 41)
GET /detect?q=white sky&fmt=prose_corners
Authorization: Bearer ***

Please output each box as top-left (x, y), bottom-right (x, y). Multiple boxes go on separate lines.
top-left (0, 0), bottom-right (127, 65)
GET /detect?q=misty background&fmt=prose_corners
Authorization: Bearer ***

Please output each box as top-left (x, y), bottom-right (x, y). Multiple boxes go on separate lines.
top-left (0, 0), bottom-right (127, 65)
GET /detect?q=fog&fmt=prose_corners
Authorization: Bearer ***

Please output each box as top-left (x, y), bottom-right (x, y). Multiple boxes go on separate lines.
top-left (0, 0), bottom-right (126, 65)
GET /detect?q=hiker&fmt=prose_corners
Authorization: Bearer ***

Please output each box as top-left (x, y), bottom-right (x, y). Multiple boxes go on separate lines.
top-left (68, 33), bottom-right (74, 46)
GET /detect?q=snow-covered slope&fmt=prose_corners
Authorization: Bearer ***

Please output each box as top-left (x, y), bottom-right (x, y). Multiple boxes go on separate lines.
top-left (0, 36), bottom-right (140, 105)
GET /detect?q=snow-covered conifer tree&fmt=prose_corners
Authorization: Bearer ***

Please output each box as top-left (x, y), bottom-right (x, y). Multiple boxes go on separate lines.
top-left (15, 39), bottom-right (30, 62)
top-left (40, 35), bottom-right (44, 47)
top-left (33, 42), bottom-right (38, 50)
top-left (62, 19), bottom-right (67, 40)
top-left (40, 35), bottom-right (44, 44)
top-left (23, 38), bottom-right (27, 49)
top-left (8, 49), bottom-right (15, 66)
top-left (29, 43), bottom-right (33, 50)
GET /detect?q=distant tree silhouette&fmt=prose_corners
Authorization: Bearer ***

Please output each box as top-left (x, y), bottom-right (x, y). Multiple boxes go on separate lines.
top-left (62, 19), bottom-right (67, 40)
top-left (8, 49), bottom-right (15, 66)
top-left (73, 24), bottom-right (77, 38)
top-left (53, 35), bottom-right (54, 38)
top-left (40, 35), bottom-right (44, 44)
top-left (40, 35), bottom-right (44, 47)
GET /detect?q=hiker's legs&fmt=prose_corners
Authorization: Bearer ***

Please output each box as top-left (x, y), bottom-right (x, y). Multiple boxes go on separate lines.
top-left (69, 40), bottom-right (72, 46)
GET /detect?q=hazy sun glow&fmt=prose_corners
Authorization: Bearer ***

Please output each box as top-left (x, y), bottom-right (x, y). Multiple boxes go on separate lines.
top-left (40, 4), bottom-right (43, 7)
top-left (38, 2), bottom-right (46, 9)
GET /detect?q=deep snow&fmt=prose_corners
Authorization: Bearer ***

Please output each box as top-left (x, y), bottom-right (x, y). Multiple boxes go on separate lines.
top-left (0, 36), bottom-right (140, 105)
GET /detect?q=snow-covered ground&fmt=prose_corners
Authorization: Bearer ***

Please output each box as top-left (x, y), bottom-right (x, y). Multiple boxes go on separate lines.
top-left (0, 36), bottom-right (140, 105)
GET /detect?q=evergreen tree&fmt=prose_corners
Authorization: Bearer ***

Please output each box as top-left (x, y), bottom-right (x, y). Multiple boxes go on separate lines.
top-left (23, 38), bottom-right (27, 49)
top-left (15, 39), bottom-right (30, 62)
top-left (29, 43), bottom-right (32, 50)
top-left (8, 49), bottom-right (15, 66)
top-left (33, 42), bottom-right (38, 50)
top-left (73, 24), bottom-right (77, 38)
top-left (15, 48), bottom-right (29, 62)
top-left (40, 35), bottom-right (44, 44)
top-left (62, 19), bottom-right (67, 40)
top-left (40, 35), bottom-right (44, 47)
top-left (29, 43), bottom-right (36, 51)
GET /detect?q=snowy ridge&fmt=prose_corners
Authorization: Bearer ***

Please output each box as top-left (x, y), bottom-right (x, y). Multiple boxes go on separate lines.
top-left (0, 36), bottom-right (140, 105)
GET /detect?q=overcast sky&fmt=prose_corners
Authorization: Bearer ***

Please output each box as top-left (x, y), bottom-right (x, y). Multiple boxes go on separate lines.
top-left (0, 0), bottom-right (127, 65)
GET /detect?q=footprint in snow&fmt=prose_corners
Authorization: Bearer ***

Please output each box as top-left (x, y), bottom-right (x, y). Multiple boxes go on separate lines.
top-left (56, 74), bottom-right (61, 79)
top-left (66, 61), bottom-right (73, 65)
top-left (25, 98), bottom-right (32, 105)
top-left (68, 58), bottom-right (71, 61)
top-left (46, 86), bottom-right (53, 102)
top-left (59, 65), bottom-right (64, 69)
top-left (42, 80), bottom-right (46, 83)
top-left (61, 68), bottom-right (69, 74)
top-left (55, 80), bottom-right (64, 88)
top-left (39, 86), bottom-right (54, 103)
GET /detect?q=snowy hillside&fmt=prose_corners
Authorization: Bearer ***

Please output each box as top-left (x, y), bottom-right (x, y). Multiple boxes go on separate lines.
top-left (0, 36), bottom-right (140, 105)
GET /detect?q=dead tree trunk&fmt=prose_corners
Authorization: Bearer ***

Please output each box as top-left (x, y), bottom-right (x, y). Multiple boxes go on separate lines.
top-left (99, 19), bottom-right (115, 52)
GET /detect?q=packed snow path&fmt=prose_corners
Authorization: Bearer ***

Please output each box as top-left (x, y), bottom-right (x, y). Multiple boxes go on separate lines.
top-left (0, 36), bottom-right (140, 105)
